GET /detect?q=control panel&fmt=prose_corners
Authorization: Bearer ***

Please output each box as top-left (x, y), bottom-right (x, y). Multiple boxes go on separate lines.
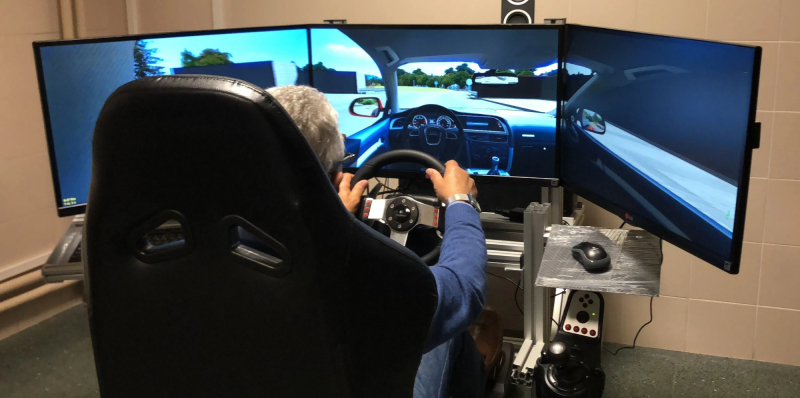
top-left (562, 292), bottom-right (601, 338)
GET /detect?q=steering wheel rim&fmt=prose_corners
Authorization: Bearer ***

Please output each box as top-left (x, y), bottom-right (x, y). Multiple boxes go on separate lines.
top-left (402, 104), bottom-right (466, 162)
top-left (351, 150), bottom-right (446, 266)
top-left (351, 149), bottom-right (445, 188)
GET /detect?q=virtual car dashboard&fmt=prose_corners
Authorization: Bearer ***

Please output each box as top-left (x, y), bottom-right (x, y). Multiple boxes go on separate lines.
top-left (357, 107), bottom-right (556, 178)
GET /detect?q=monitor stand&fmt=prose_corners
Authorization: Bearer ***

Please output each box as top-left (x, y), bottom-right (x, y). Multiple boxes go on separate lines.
top-left (42, 215), bottom-right (84, 283)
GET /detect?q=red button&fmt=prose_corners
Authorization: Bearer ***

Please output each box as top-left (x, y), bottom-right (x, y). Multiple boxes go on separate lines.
top-left (590, 330), bottom-right (596, 336)
top-left (581, 328), bottom-right (588, 334)
top-left (362, 213), bottom-right (369, 218)
top-left (434, 215), bottom-right (439, 220)
top-left (565, 324), bottom-right (571, 331)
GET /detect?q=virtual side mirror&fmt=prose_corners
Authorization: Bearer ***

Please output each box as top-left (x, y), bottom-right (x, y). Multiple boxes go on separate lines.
top-left (577, 108), bottom-right (606, 134)
top-left (349, 97), bottom-right (384, 118)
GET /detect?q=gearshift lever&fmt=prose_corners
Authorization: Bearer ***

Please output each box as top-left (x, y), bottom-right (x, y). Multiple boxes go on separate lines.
top-left (488, 156), bottom-right (501, 176)
top-left (547, 342), bottom-right (570, 367)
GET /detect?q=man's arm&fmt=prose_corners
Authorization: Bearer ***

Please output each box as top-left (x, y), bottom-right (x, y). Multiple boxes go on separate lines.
top-left (424, 202), bottom-right (487, 351)
top-left (422, 161), bottom-right (488, 352)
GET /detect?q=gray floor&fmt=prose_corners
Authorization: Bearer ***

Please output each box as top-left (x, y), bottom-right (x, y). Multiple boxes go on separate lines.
top-left (2, 305), bottom-right (799, 398)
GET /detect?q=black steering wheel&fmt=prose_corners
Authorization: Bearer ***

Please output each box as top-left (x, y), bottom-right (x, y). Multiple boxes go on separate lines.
top-left (402, 105), bottom-right (466, 163)
top-left (351, 150), bottom-right (446, 265)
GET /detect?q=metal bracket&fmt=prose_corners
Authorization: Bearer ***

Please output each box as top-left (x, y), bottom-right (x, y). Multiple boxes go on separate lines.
top-left (543, 18), bottom-right (566, 25)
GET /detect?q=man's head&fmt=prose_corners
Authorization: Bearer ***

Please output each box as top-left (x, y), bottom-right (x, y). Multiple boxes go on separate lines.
top-left (267, 85), bottom-right (345, 173)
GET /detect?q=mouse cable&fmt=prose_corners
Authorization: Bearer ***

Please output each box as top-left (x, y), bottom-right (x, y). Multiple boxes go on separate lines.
top-left (487, 272), bottom-right (521, 289)
top-left (485, 272), bottom-right (525, 315)
top-left (619, 221), bottom-right (626, 229)
top-left (603, 296), bottom-right (654, 356)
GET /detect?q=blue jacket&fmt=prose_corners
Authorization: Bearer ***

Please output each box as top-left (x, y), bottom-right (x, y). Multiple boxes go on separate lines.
top-left (424, 202), bottom-right (488, 352)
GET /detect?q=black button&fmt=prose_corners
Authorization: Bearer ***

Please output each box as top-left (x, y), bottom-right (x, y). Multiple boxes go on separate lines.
top-left (584, 294), bottom-right (590, 299)
top-left (393, 205), bottom-right (411, 223)
top-left (583, 303), bottom-right (588, 308)
top-left (588, 300), bottom-right (594, 305)
top-left (576, 311), bottom-right (590, 323)
top-left (579, 298), bottom-right (584, 303)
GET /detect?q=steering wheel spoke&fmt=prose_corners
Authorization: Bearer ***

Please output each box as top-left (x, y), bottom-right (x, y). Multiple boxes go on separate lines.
top-left (389, 230), bottom-right (410, 246)
top-left (415, 201), bottom-right (442, 229)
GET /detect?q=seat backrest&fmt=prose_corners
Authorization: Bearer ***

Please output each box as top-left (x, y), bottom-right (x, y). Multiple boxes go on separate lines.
top-left (84, 75), bottom-right (438, 398)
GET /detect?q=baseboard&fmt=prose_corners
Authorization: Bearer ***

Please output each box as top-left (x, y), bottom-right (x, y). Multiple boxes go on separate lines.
top-left (0, 252), bottom-right (50, 284)
top-left (0, 280), bottom-right (84, 342)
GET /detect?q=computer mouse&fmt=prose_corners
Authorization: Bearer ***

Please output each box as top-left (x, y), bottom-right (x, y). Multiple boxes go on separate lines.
top-left (571, 242), bottom-right (610, 273)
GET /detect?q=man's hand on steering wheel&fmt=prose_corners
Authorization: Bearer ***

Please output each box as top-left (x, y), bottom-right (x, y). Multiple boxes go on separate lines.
top-left (334, 171), bottom-right (369, 214)
top-left (425, 160), bottom-right (478, 202)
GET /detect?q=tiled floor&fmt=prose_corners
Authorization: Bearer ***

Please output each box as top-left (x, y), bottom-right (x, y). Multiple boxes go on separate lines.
top-left (2, 305), bottom-right (799, 398)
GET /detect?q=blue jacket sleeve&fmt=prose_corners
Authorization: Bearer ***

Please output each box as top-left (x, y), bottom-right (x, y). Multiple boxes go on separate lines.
top-left (424, 202), bottom-right (488, 352)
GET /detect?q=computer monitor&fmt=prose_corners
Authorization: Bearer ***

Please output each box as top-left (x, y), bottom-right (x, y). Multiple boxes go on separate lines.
top-left (35, 27), bottom-right (310, 216)
top-left (309, 26), bottom-right (561, 182)
top-left (560, 26), bottom-right (761, 273)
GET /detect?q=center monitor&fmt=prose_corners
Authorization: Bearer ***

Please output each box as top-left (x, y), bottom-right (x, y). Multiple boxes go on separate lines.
top-left (309, 26), bottom-right (561, 181)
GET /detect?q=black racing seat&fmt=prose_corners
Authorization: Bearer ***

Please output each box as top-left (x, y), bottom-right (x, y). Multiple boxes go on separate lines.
top-left (84, 75), bottom-right (438, 398)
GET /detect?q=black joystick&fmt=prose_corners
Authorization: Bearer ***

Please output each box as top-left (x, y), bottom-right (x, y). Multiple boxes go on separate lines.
top-left (535, 291), bottom-right (605, 398)
top-left (547, 342), bottom-right (570, 367)
top-left (488, 156), bottom-right (501, 176)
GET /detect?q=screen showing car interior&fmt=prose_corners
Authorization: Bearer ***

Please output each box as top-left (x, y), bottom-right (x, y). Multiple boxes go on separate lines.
top-left (309, 27), bottom-right (560, 179)
top-left (38, 28), bottom-right (310, 210)
top-left (561, 26), bottom-right (758, 269)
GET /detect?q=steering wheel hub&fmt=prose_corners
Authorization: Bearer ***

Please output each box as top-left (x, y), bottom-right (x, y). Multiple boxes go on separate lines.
top-left (387, 197), bottom-right (420, 232)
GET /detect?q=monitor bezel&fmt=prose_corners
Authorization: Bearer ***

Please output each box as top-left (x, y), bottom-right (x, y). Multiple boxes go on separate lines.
top-left (558, 24), bottom-right (762, 273)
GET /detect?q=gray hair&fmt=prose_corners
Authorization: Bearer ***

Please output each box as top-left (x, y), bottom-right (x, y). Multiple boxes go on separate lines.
top-left (267, 85), bottom-right (344, 173)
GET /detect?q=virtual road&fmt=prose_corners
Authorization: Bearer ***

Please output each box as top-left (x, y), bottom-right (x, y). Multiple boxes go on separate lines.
top-left (587, 123), bottom-right (737, 236)
top-left (325, 87), bottom-right (557, 134)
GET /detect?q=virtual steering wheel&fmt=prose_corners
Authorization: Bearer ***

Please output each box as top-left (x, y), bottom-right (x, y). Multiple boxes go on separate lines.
top-left (351, 150), bottom-right (446, 265)
top-left (402, 105), bottom-right (466, 162)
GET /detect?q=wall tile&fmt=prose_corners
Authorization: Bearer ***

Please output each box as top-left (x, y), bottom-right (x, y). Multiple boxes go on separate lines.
top-left (0, 94), bottom-right (50, 163)
top-left (755, 307), bottom-right (800, 366)
top-left (758, 244), bottom-right (800, 310)
top-left (570, 0), bottom-right (637, 30)
top-left (769, 113), bottom-right (800, 179)
top-left (634, 0), bottom-right (707, 38)
top-left (781, 0), bottom-right (800, 41)
top-left (749, 112), bottom-right (773, 178)
top-left (0, 33), bottom-right (61, 101)
top-left (775, 43), bottom-right (800, 112)
top-left (0, 211), bottom-right (58, 268)
top-left (534, 0), bottom-right (569, 23)
top-left (743, 178), bottom-right (767, 242)
top-left (137, 0), bottom-right (213, 34)
top-left (743, 42), bottom-right (778, 112)
top-left (603, 294), bottom-right (688, 352)
top-left (76, 0), bottom-right (130, 37)
top-left (763, 179), bottom-right (800, 246)
top-left (707, 0), bottom-right (781, 41)
top-left (686, 300), bottom-right (756, 359)
top-left (659, 241), bottom-right (693, 297)
top-left (0, 153), bottom-right (56, 220)
top-left (689, 243), bottom-right (761, 305)
top-left (0, 0), bottom-right (61, 35)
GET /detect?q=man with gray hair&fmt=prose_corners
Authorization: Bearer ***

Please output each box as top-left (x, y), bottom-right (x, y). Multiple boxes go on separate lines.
top-left (268, 85), bottom-right (496, 398)
top-left (267, 85), bottom-right (369, 212)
